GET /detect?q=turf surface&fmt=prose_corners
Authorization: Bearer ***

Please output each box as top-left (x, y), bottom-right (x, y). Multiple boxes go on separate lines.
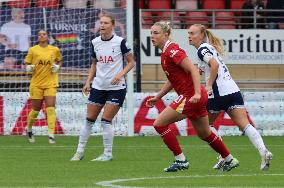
top-left (0, 136), bottom-right (283, 187)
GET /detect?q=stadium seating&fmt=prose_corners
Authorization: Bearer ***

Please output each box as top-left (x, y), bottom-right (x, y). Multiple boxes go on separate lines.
top-left (184, 11), bottom-right (209, 28)
top-left (202, 0), bottom-right (225, 9)
top-left (8, 0), bottom-right (31, 8)
top-left (154, 11), bottom-right (181, 28)
top-left (148, 0), bottom-right (171, 9)
top-left (120, 0), bottom-right (144, 8)
top-left (263, 0), bottom-right (268, 7)
top-left (36, 0), bottom-right (60, 8)
top-left (90, 0), bottom-right (115, 8)
top-left (141, 11), bottom-right (153, 29)
top-left (64, 0), bottom-right (88, 8)
top-left (215, 11), bottom-right (236, 29)
top-left (230, 0), bottom-right (245, 9)
top-left (176, 0), bottom-right (197, 10)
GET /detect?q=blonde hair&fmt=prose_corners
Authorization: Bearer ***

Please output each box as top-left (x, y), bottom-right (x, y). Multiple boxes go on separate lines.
top-left (100, 13), bottom-right (115, 25)
top-left (153, 21), bottom-right (172, 38)
top-left (193, 24), bottom-right (224, 56)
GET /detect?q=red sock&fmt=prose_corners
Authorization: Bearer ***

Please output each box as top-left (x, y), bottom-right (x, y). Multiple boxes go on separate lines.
top-left (154, 126), bottom-right (182, 156)
top-left (202, 132), bottom-right (230, 158)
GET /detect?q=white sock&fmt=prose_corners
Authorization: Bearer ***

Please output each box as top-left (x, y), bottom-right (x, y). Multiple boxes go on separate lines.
top-left (102, 119), bottom-right (114, 156)
top-left (244, 124), bottom-right (267, 156)
top-left (76, 119), bottom-right (94, 154)
top-left (224, 154), bottom-right (233, 162)
top-left (175, 153), bottom-right (186, 161)
top-left (49, 134), bottom-right (54, 138)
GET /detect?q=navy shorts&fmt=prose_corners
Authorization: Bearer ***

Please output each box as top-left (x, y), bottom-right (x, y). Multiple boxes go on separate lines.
top-left (207, 91), bottom-right (245, 113)
top-left (88, 88), bottom-right (126, 107)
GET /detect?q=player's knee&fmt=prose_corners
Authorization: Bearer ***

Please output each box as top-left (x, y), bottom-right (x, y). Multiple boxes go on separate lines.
top-left (29, 109), bottom-right (39, 118)
top-left (152, 119), bottom-right (160, 127)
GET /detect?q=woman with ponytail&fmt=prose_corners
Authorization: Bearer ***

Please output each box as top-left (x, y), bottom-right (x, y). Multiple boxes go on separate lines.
top-left (188, 24), bottom-right (272, 171)
top-left (146, 21), bottom-right (239, 172)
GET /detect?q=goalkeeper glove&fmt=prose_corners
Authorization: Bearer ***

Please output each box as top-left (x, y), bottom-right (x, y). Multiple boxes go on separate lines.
top-left (51, 64), bottom-right (60, 73)
top-left (26, 65), bottom-right (35, 72)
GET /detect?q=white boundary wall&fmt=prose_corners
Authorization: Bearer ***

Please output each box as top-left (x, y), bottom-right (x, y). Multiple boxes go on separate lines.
top-left (0, 92), bottom-right (283, 136)
top-left (141, 29), bottom-right (284, 64)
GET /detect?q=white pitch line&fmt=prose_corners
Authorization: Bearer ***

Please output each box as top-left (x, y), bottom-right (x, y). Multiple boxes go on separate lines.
top-left (96, 174), bottom-right (284, 188)
top-left (0, 145), bottom-right (283, 149)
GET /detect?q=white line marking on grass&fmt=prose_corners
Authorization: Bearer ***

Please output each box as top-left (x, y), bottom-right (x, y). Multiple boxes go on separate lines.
top-left (96, 174), bottom-right (284, 188)
top-left (0, 145), bottom-right (283, 149)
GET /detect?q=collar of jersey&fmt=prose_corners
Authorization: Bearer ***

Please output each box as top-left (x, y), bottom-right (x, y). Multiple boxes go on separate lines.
top-left (101, 35), bottom-right (114, 41)
top-left (163, 40), bottom-right (172, 53)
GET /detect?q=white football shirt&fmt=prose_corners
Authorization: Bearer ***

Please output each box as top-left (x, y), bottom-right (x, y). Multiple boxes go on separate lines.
top-left (0, 21), bottom-right (31, 51)
top-left (197, 43), bottom-right (239, 97)
top-left (91, 35), bottom-right (132, 90)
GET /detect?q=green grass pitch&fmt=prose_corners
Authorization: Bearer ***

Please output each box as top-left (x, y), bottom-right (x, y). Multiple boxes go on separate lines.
top-left (0, 136), bottom-right (283, 187)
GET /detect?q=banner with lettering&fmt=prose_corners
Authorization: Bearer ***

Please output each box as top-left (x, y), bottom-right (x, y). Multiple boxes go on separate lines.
top-left (0, 8), bottom-right (126, 69)
top-left (141, 29), bottom-right (284, 64)
top-left (1, 92), bottom-right (283, 136)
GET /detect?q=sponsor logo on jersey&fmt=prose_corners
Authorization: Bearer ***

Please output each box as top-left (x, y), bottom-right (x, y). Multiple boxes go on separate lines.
top-left (99, 56), bottom-right (114, 63)
top-left (38, 60), bottom-right (51, 66)
top-left (170, 49), bottom-right (179, 58)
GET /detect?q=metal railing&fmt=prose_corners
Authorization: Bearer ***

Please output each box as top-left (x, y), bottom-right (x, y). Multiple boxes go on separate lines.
top-left (141, 9), bottom-right (284, 29)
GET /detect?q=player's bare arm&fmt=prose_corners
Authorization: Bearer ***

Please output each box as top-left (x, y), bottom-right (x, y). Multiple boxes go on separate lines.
top-left (206, 58), bottom-right (219, 93)
top-left (83, 59), bottom-right (97, 95)
top-left (146, 80), bottom-right (172, 108)
top-left (111, 53), bottom-right (135, 85)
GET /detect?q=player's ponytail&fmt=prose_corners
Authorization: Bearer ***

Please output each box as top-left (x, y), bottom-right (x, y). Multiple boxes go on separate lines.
top-left (205, 29), bottom-right (224, 56)
top-left (192, 24), bottom-right (224, 56)
top-left (154, 21), bottom-right (172, 39)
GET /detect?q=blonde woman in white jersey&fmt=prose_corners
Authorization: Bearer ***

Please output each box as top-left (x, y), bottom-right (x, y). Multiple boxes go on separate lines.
top-left (188, 24), bottom-right (272, 171)
top-left (71, 14), bottom-right (135, 161)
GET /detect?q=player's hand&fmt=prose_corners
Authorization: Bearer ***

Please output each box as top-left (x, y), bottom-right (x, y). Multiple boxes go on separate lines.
top-left (146, 97), bottom-right (158, 108)
top-left (189, 93), bottom-right (201, 103)
top-left (51, 64), bottom-right (60, 73)
top-left (111, 74), bottom-right (122, 85)
top-left (205, 85), bottom-right (213, 96)
top-left (199, 68), bottom-right (203, 75)
top-left (82, 83), bottom-right (91, 97)
top-left (26, 65), bottom-right (35, 73)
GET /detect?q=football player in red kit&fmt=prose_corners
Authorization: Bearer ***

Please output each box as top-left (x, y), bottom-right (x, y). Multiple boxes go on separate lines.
top-left (146, 21), bottom-right (239, 172)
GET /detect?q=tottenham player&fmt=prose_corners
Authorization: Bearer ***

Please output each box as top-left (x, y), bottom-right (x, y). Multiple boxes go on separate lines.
top-left (146, 21), bottom-right (239, 172)
top-left (188, 24), bottom-right (272, 171)
top-left (25, 30), bottom-right (62, 144)
top-left (71, 14), bottom-right (135, 161)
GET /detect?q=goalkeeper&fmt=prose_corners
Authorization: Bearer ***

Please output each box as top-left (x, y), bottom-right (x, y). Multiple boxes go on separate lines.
top-left (24, 29), bottom-right (62, 144)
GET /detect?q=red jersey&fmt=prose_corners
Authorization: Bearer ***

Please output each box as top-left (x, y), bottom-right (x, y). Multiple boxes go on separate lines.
top-left (161, 41), bottom-right (194, 97)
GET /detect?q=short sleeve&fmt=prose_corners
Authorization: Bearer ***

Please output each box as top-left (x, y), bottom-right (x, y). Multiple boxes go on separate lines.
top-left (120, 39), bottom-right (131, 55)
top-left (55, 47), bottom-right (62, 62)
top-left (91, 42), bottom-right (96, 59)
top-left (24, 48), bottom-right (33, 64)
top-left (197, 46), bottom-right (213, 62)
top-left (168, 45), bottom-right (188, 65)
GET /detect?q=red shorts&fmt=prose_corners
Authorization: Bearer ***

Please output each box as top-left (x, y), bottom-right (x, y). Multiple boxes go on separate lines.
top-left (169, 89), bottom-right (208, 120)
